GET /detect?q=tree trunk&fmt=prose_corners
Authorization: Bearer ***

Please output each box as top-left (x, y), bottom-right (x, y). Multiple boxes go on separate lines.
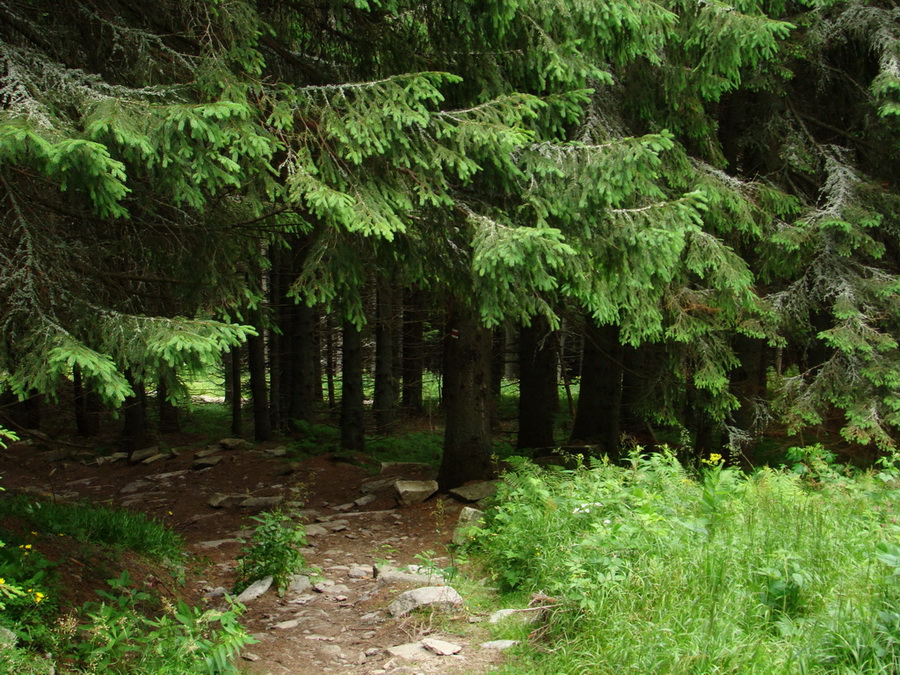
top-left (229, 345), bottom-right (243, 436)
top-left (401, 290), bottom-right (425, 415)
top-left (248, 311), bottom-right (272, 442)
top-left (73, 365), bottom-right (100, 437)
top-left (223, 350), bottom-right (234, 406)
top-left (373, 280), bottom-right (396, 434)
top-left (122, 372), bottom-right (150, 452)
top-left (517, 317), bottom-right (559, 451)
top-left (325, 312), bottom-right (337, 409)
top-left (157, 376), bottom-right (180, 434)
top-left (438, 299), bottom-right (494, 489)
top-left (288, 302), bottom-right (318, 428)
top-left (570, 320), bottom-right (623, 460)
top-left (340, 319), bottom-right (365, 451)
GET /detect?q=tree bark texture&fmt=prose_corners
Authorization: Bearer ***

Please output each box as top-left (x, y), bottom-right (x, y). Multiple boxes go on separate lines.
top-left (401, 290), bottom-right (425, 415)
top-left (373, 280), bottom-right (396, 434)
top-left (517, 317), bottom-right (559, 450)
top-left (438, 299), bottom-right (495, 489)
top-left (570, 321), bottom-right (623, 460)
top-left (247, 310), bottom-right (272, 442)
top-left (340, 319), bottom-right (365, 451)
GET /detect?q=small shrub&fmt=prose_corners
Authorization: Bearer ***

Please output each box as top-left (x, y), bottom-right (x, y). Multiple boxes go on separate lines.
top-left (234, 510), bottom-right (307, 594)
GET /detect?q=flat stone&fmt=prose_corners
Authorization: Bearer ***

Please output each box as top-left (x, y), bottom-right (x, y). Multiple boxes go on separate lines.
top-left (208, 493), bottom-right (242, 508)
top-left (422, 637), bottom-right (462, 655)
top-left (194, 539), bottom-right (240, 549)
top-left (317, 644), bottom-right (344, 660)
top-left (193, 456), bottom-right (222, 469)
top-left (120, 480), bottom-right (153, 494)
top-left (305, 524), bottom-right (328, 536)
top-left (354, 493), bottom-right (377, 507)
top-left (194, 447), bottom-right (221, 459)
top-left (272, 619), bottom-right (300, 630)
top-left (235, 576), bottom-right (273, 603)
top-left (239, 495), bottom-right (283, 508)
top-left (333, 502), bottom-right (355, 512)
top-left (130, 447), bottom-right (160, 463)
top-left (388, 586), bottom-right (463, 617)
top-left (320, 583), bottom-right (350, 596)
top-left (219, 438), bottom-right (252, 451)
top-left (0, 626), bottom-right (16, 647)
top-left (348, 565), bottom-right (372, 579)
top-left (386, 642), bottom-right (434, 660)
top-left (152, 470), bottom-right (189, 481)
top-left (481, 640), bottom-right (519, 651)
top-left (376, 565), bottom-right (444, 588)
top-left (360, 477), bottom-right (396, 494)
top-left (141, 453), bottom-right (169, 465)
top-left (264, 446), bottom-right (288, 457)
top-left (241, 652), bottom-right (261, 662)
top-left (320, 519), bottom-right (349, 532)
top-left (449, 481), bottom-right (499, 503)
top-left (288, 574), bottom-right (311, 594)
top-left (96, 452), bottom-right (128, 465)
top-left (394, 480), bottom-right (438, 506)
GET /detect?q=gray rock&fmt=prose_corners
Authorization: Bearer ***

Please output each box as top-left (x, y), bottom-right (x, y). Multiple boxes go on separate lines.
top-left (288, 574), bottom-right (311, 594)
top-left (194, 538), bottom-right (240, 549)
top-left (489, 608), bottom-right (541, 625)
top-left (354, 493), bottom-right (377, 507)
top-left (453, 506), bottom-right (485, 544)
top-left (388, 586), bottom-right (463, 617)
top-left (305, 523), bottom-right (328, 536)
top-left (272, 618), bottom-right (300, 630)
top-left (317, 644), bottom-right (344, 660)
top-left (449, 481), bottom-right (499, 503)
top-left (241, 652), bottom-right (261, 662)
top-left (130, 447), bottom-right (160, 463)
top-left (194, 447), bottom-right (221, 459)
top-left (394, 480), bottom-right (438, 506)
top-left (208, 493), bottom-right (243, 508)
top-left (375, 565), bottom-right (444, 588)
top-left (320, 519), bottom-right (349, 532)
top-left (320, 583), bottom-right (350, 596)
top-left (235, 576), bottom-right (273, 603)
top-left (239, 495), bottom-right (283, 509)
top-left (141, 453), bottom-right (169, 465)
top-left (204, 587), bottom-right (228, 599)
top-left (120, 479), bottom-right (153, 494)
top-left (264, 446), bottom-right (288, 457)
top-left (0, 626), bottom-right (16, 647)
top-left (333, 502), bottom-right (355, 512)
top-left (219, 438), bottom-right (252, 451)
top-left (348, 565), bottom-right (372, 579)
top-left (481, 639), bottom-right (519, 651)
top-left (96, 452), bottom-right (128, 465)
top-left (422, 637), bottom-right (462, 655)
top-left (152, 470), bottom-right (189, 481)
top-left (386, 642), bottom-right (434, 660)
top-left (193, 456), bottom-right (222, 469)
top-left (360, 477), bottom-right (396, 494)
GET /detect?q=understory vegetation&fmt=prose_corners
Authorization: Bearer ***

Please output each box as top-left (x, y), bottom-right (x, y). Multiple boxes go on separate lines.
top-left (0, 482), bottom-right (255, 674)
top-left (474, 450), bottom-right (900, 674)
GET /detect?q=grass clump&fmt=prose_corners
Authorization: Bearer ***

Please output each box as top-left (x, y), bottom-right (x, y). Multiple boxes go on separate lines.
top-left (0, 496), bottom-right (184, 562)
top-left (474, 449), bottom-right (900, 674)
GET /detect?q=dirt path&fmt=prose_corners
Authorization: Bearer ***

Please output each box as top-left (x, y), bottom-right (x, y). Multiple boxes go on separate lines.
top-left (0, 436), bottom-right (510, 674)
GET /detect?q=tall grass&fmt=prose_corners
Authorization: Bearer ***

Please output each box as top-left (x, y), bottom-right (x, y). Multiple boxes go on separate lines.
top-left (475, 451), bottom-right (900, 674)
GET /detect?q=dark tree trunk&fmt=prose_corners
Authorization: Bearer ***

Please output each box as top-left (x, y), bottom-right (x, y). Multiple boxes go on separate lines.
top-left (229, 345), bottom-right (243, 436)
top-left (438, 298), bottom-right (494, 489)
top-left (517, 317), bottom-right (559, 451)
top-left (490, 326), bottom-right (505, 405)
top-left (223, 350), bottom-right (234, 405)
top-left (401, 290), bottom-right (425, 415)
top-left (570, 321), bottom-right (623, 460)
top-left (157, 376), bottom-right (180, 434)
top-left (620, 343), bottom-right (647, 432)
top-left (73, 365), bottom-right (100, 437)
top-left (269, 249), bottom-right (286, 432)
top-left (373, 280), bottom-right (396, 434)
top-left (325, 313), bottom-right (337, 409)
top-left (122, 373), bottom-right (150, 452)
top-left (288, 302), bottom-right (318, 428)
top-left (340, 319), bottom-right (365, 451)
top-left (247, 312), bottom-right (272, 442)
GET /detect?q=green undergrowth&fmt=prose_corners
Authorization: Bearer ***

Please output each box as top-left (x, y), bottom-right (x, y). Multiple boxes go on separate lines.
top-left (472, 449), bottom-right (900, 674)
top-left (0, 490), bottom-right (253, 673)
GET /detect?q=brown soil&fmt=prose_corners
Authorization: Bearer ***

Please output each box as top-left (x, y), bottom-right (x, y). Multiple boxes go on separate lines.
top-left (0, 432), bottom-right (511, 675)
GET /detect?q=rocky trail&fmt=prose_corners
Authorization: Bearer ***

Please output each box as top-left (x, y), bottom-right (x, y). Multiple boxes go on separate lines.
top-left (0, 434), bottom-right (521, 675)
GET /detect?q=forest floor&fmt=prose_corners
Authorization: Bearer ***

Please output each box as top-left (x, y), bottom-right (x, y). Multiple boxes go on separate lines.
top-left (0, 427), bottom-right (513, 675)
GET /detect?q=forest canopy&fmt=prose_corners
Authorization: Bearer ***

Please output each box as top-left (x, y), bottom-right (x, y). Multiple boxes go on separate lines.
top-left (0, 0), bottom-right (898, 480)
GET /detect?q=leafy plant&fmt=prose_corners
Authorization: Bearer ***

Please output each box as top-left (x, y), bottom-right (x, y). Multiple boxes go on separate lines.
top-left (234, 509), bottom-right (307, 594)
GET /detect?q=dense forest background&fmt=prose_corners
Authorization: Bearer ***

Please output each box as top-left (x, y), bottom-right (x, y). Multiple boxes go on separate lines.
top-left (1, 0), bottom-right (899, 482)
